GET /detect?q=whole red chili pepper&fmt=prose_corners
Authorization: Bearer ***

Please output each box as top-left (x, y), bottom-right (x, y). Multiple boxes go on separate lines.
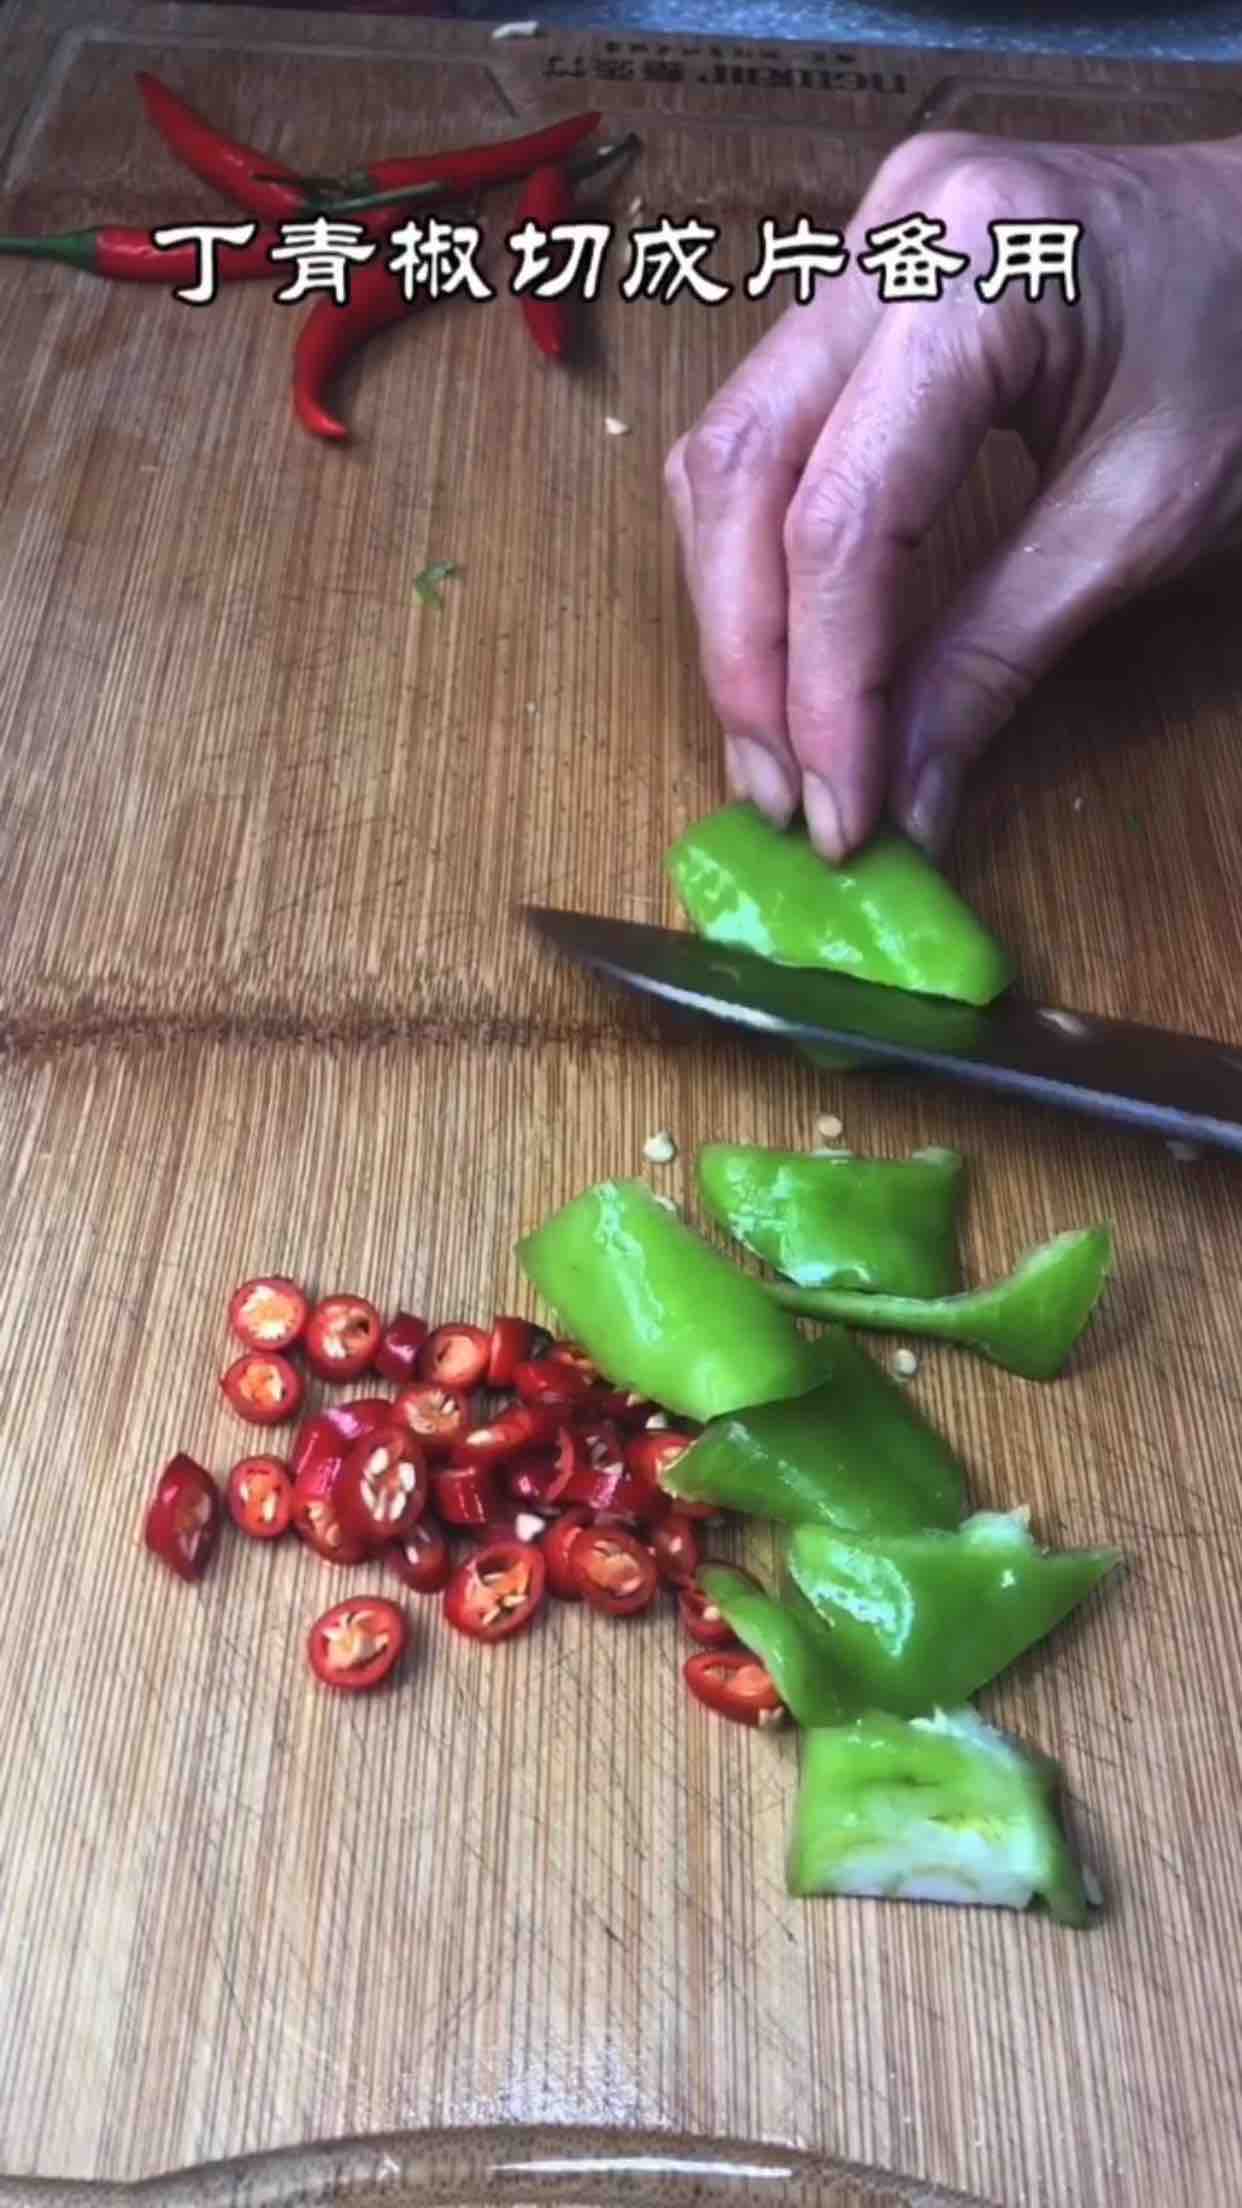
top-left (513, 162), bottom-right (574, 361)
top-left (136, 71), bottom-right (308, 224)
top-left (303, 111), bottom-right (602, 206)
top-left (0, 224), bottom-right (280, 283)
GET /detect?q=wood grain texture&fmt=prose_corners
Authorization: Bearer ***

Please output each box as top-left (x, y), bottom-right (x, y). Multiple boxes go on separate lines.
top-left (1, 11), bottom-right (1241, 2204)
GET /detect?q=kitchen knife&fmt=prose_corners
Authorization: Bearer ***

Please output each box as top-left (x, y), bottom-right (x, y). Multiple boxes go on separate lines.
top-left (525, 905), bottom-right (1242, 1157)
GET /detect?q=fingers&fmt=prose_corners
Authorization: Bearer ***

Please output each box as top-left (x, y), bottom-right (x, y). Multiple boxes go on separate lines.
top-left (667, 282), bottom-right (882, 825)
top-left (782, 294), bottom-right (1043, 857)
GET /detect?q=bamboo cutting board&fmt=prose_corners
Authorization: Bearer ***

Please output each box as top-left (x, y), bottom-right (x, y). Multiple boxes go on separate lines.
top-left (2, 9), bottom-right (1242, 2203)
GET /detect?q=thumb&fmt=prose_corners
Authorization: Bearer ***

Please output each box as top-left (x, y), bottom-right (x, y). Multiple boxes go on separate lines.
top-left (889, 433), bottom-right (1185, 853)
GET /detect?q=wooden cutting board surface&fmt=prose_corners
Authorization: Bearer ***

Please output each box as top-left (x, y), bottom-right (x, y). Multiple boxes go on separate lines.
top-left (3, 9), bottom-right (1242, 2203)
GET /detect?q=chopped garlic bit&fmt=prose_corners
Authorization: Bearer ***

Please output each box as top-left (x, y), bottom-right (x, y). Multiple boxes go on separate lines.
top-left (1168, 1139), bottom-right (1202, 1163)
top-left (643, 1130), bottom-right (677, 1165)
top-left (893, 1348), bottom-right (920, 1380)
top-left (1072, 795), bottom-right (1085, 813)
top-left (604, 416), bottom-right (631, 437)
top-left (514, 1512), bottom-right (546, 1544)
top-left (816, 1112), bottom-right (844, 1141)
top-left (628, 194), bottom-right (645, 216)
top-left (646, 1411), bottom-right (669, 1430)
top-left (491, 19), bottom-right (539, 36)
top-left (653, 1194), bottom-right (679, 1214)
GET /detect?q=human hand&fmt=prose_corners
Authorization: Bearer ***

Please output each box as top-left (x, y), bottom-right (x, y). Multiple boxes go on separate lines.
top-left (665, 131), bottom-right (1242, 858)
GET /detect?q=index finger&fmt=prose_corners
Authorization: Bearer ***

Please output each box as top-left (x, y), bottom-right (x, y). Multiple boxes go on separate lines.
top-left (783, 282), bottom-right (1043, 857)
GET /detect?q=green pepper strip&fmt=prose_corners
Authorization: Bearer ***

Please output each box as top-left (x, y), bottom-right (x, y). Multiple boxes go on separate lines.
top-left (663, 1336), bottom-right (965, 1534)
top-left (767, 1225), bottom-right (1113, 1381)
top-left (786, 1708), bottom-right (1096, 1926)
top-left (698, 1565), bottom-right (849, 1727)
top-left (697, 1141), bottom-right (964, 1296)
top-left (666, 802), bottom-right (1016, 1007)
top-left (784, 1510), bottom-right (1121, 1718)
top-left (515, 1178), bottom-right (824, 1425)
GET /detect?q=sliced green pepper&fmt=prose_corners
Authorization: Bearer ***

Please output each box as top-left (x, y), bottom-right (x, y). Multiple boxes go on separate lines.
top-left (661, 1334), bottom-right (965, 1534)
top-left (666, 803), bottom-right (1015, 1006)
top-left (515, 1178), bottom-right (823, 1424)
top-left (784, 1510), bottom-right (1120, 1717)
top-left (769, 1225), bottom-right (1112, 1381)
top-left (698, 1564), bottom-right (850, 1727)
top-left (697, 1141), bottom-right (964, 1295)
top-left (786, 1707), bottom-right (1095, 1926)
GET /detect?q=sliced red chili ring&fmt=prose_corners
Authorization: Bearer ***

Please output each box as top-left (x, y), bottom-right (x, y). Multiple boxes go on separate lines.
top-left (650, 1512), bottom-right (701, 1587)
top-left (220, 1350), bottom-right (304, 1427)
top-left (392, 1382), bottom-right (472, 1456)
top-left (389, 1518), bottom-right (452, 1594)
top-left (546, 1340), bottom-right (600, 1381)
top-left (338, 1424), bottom-right (427, 1546)
top-left (562, 1460), bottom-right (651, 1517)
top-left (458, 1403), bottom-right (558, 1466)
top-left (373, 1311), bottom-right (429, 1385)
top-left (304, 1293), bottom-right (383, 1382)
top-left (679, 1568), bottom-right (761, 1648)
top-left (505, 1448), bottom-right (574, 1510)
top-left (571, 1526), bottom-right (659, 1616)
top-left (228, 1454), bottom-right (293, 1540)
top-left (443, 1538), bottom-right (546, 1641)
top-left (626, 1429), bottom-right (717, 1519)
top-left (228, 1275), bottom-right (308, 1352)
top-left (684, 1650), bottom-right (785, 1727)
top-left (487, 1315), bottom-right (536, 1387)
top-left (543, 1508), bottom-right (592, 1598)
top-left (432, 1461), bottom-right (503, 1527)
top-left (291, 1453), bottom-right (370, 1565)
top-left (513, 1358), bottom-right (595, 1408)
top-left (144, 1454), bottom-right (222, 1582)
top-left (416, 1323), bottom-right (491, 1390)
top-left (308, 1597), bottom-right (407, 1692)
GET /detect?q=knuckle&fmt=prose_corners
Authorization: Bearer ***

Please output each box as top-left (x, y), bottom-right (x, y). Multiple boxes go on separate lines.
top-left (929, 148), bottom-right (1054, 235)
top-left (682, 394), bottom-right (776, 500)
top-left (783, 463), bottom-right (874, 575)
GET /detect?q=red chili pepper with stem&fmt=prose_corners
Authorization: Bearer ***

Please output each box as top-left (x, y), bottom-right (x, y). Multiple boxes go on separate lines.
top-left (513, 162), bottom-right (574, 361)
top-left (300, 111), bottom-right (603, 207)
top-left (293, 133), bottom-right (638, 442)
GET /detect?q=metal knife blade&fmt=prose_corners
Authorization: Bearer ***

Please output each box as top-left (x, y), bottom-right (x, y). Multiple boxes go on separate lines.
top-left (525, 905), bottom-right (1242, 1157)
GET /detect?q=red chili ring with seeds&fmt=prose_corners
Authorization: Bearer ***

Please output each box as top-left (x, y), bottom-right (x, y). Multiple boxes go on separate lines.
top-left (373, 1311), bottom-right (429, 1385)
top-left (416, 1323), bottom-right (490, 1390)
top-left (562, 1460), bottom-right (651, 1518)
top-left (228, 1275), bottom-right (308, 1353)
top-left (679, 1568), bottom-right (760, 1648)
top-left (458, 1403), bottom-right (557, 1466)
top-left (392, 1381), bottom-right (472, 1457)
top-left (291, 1452), bottom-right (370, 1566)
top-left (145, 1454), bottom-right (222, 1582)
top-left (308, 1597), bottom-right (408, 1692)
top-left (221, 1350), bottom-right (304, 1427)
top-left (684, 1650), bottom-right (785, 1727)
top-left (304, 1294), bottom-right (383, 1382)
top-left (389, 1518), bottom-right (452, 1594)
top-left (571, 1526), bottom-right (659, 1616)
top-left (546, 1340), bottom-right (599, 1381)
top-left (444, 1539), bottom-right (546, 1642)
top-left (505, 1448), bottom-right (574, 1511)
top-left (487, 1315), bottom-right (536, 1387)
top-left (228, 1454), bottom-right (293, 1540)
top-left (513, 1358), bottom-right (595, 1408)
top-left (338, 1423), bottom-right (427, 1546)
top-left (432, 1462), bottom-right (503, 1527)
top-left (544, 1508), bottom-right (593, 1599)
top-left (650, 1513), bottom-right (701, 1587)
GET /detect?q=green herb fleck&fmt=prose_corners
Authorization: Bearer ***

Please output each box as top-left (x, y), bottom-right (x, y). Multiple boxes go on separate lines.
top-left (415, 560), bottom-right (461, 610)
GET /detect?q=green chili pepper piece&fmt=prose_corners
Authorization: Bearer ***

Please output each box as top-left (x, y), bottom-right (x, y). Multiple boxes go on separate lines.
top-left (786, 1708), bottom-right (1096, 1926)
top-left (784, 1510), bottom-right (1121, 1717)
top-left (515, 1178), bottom-right (824, 1424)
top-left (666, 803), bottom-right (1015, 1006)
top-left (697, 1142), bottom-right (964, 1295)
top-left (698, 1564), bottom-right (851, 1727)
top-left (661, 1337), bottom-right (965, 1534)
top-left (768, 1225), bottom-right (1112, 1381)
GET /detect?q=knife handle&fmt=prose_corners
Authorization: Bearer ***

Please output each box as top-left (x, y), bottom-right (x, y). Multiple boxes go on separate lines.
top-left (0, 2124), bottom-right (989, 2208)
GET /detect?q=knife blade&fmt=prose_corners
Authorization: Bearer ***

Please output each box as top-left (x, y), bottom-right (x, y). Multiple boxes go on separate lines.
top-left (525, 905), bottom-right (1242, 1156)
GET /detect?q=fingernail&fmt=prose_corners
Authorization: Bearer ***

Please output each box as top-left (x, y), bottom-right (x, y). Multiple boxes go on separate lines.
top-left (802, 771), bottom-right (846, 862)
top-left (906, 755), bottom-right (962, 857)
top-left (728, 736), bottom-right (797, 827)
